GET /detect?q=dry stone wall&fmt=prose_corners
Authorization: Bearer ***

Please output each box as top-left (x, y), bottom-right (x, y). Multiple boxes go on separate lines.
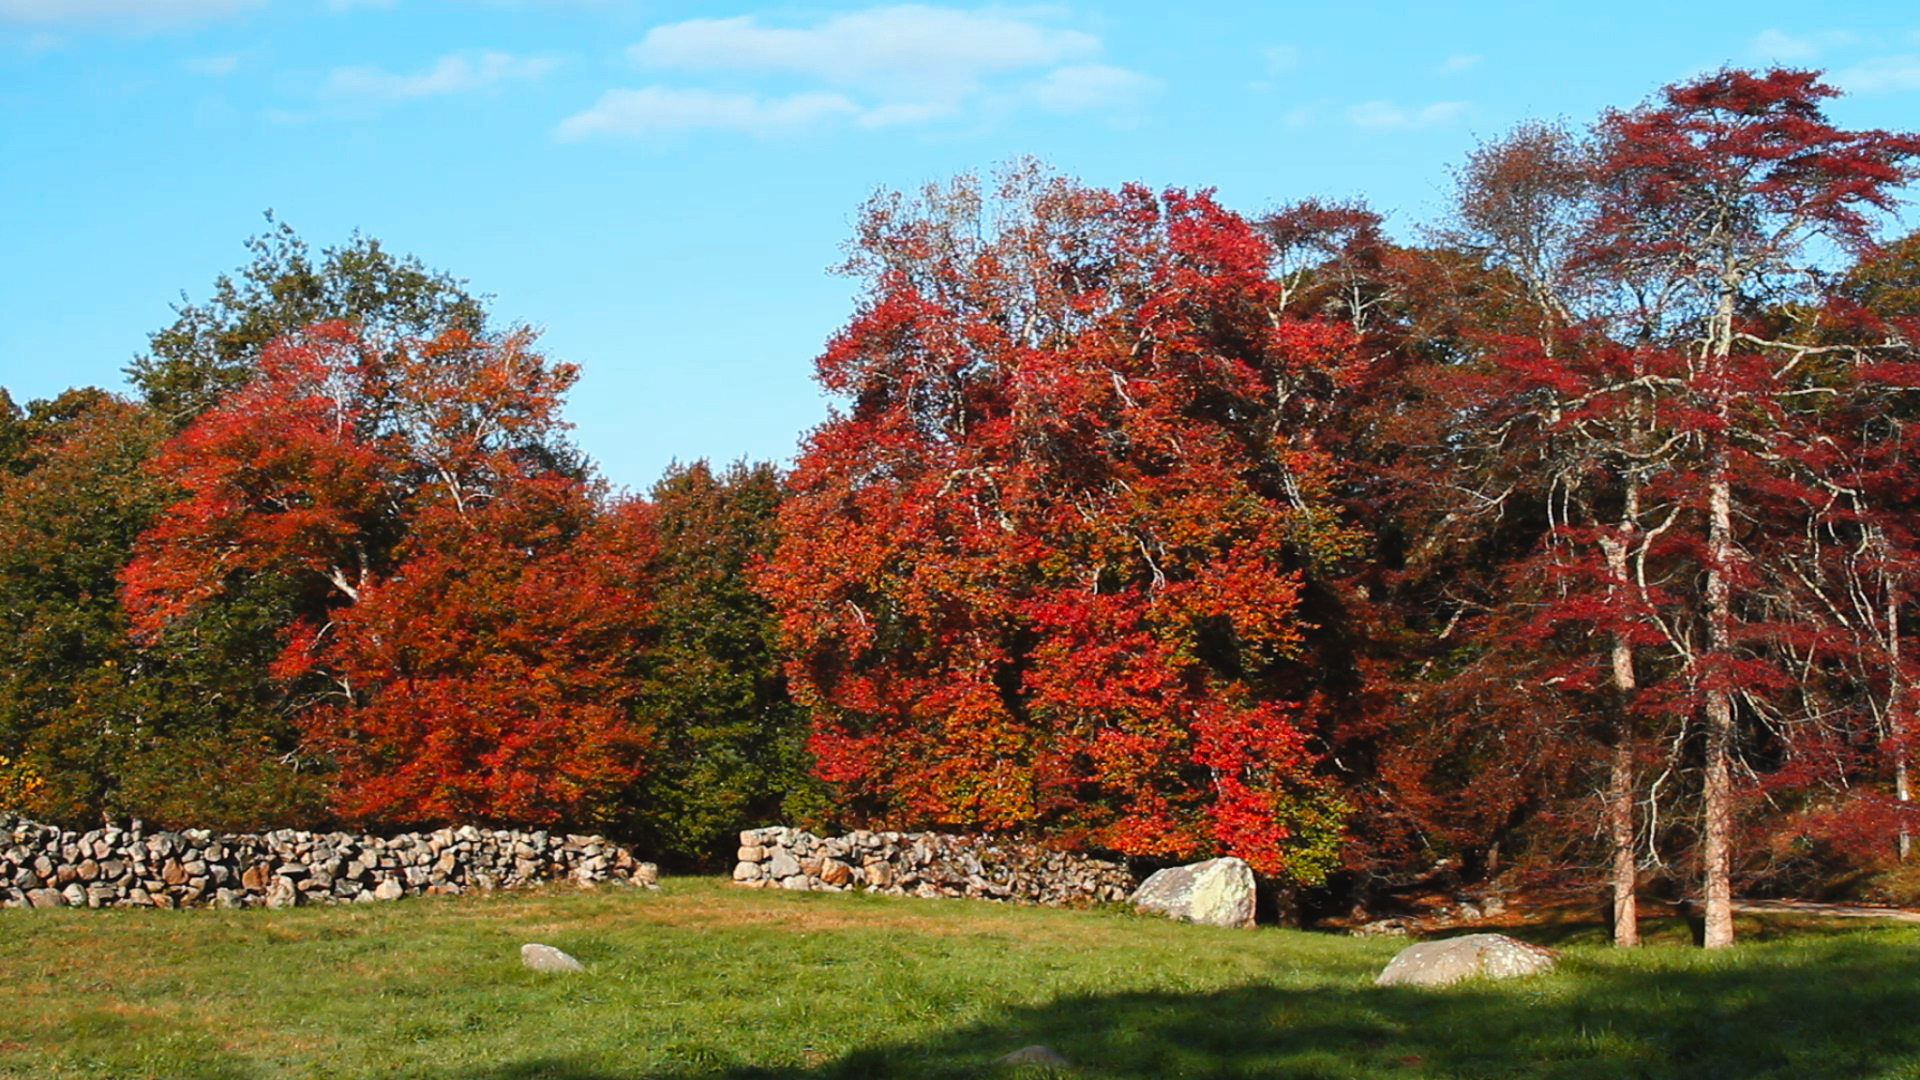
top-left (0, 812), bottom-right (656, 909)
top-left (733, 826), bottom-right (1134, 906)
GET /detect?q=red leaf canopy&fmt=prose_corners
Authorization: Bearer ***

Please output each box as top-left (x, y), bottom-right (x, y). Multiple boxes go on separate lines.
top-left (124, 321), bottom-right (652, 829)
top-left (763, 168), bottom-right (1359, 878)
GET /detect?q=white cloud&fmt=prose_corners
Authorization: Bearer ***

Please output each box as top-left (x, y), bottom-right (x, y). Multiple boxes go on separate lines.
top-left (1030, 63), bottom-right (1155, 112)
top-left (1749, 27), bottom-right (1855, 60)
top-left (631, 6), bottom-right (1098, 100)
top-left (855, 100), bottom-right (956, 127)
top-left (1261, 44), bottom-right (1300, 73)
top-left (1439, 52), bottom-right (1481, 74)
top-left (326, 50), bottom-right (558, 100)
top-left (1346, 99), bottom-right (1468, 130)
top-left (557, 86), bottom-right (858, 139)
top-left (1836, 53), bottom-right (1920, 93)
top-left (563, 5), bottom-right (1153, 139)
top-left (327, 0), bottom-right (396, 9)
top-left (0, 0), bottom-right (258, 24)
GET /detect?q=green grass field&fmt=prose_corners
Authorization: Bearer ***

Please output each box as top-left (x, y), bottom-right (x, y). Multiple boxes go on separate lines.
top-left (3, 878), bottom-right (1917, 1079)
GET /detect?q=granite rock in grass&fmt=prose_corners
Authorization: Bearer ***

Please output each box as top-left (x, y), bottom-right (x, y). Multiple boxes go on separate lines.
top-left (1375, 933), bottom-right (1557, 987)
top-left (521, 943), bottom-right (585, 973)
top-left (995, 1045), bottom-right (1071, 1067)
top-left (1130, 857), bottom-right (1257, 929)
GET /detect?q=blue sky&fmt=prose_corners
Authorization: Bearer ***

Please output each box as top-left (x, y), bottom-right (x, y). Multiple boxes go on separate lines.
top-left (3, 1), bottom-right (1917, 493)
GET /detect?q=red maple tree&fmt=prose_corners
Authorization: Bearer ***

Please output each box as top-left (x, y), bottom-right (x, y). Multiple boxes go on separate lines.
top-left (1383, 69), bottom-right (1920, 946)
top-left (761, 166), bottom-right (1359, 879)
top-left (124, 321), bottom-right (652, 829)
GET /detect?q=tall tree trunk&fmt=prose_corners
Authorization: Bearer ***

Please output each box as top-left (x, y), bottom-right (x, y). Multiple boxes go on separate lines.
top-left (1892, 593), bottom-right (1910, 861)
top-left (1696, 277), bottom-right (1741, 951)
top-left (1602, 513), bottom-right (1640, 947)
top-left (1609, 721), bottom-right (1640, 946)
top-left (1701, 454), bottom-right (1736, 949)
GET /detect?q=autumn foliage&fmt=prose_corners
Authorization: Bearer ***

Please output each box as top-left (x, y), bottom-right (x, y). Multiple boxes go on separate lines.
top-left (760, 168), bottom-right (1358, 880)
top-left (3, 68), bottom-right (1919, 923)
top-left (123, 322), bottom-right (652, 830)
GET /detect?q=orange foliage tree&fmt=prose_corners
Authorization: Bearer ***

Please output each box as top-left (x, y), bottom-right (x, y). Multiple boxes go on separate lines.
top-left (761, 166), bottom-right (1359, 880)
top-left (123, 321), bottom-right (653, 829)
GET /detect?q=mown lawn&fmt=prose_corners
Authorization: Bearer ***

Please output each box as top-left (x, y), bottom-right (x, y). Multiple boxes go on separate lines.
top-left (2, 877), bottom-right (1916, 1079)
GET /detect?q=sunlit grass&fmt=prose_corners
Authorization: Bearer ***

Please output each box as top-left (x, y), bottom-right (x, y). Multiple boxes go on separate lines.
top-left (2, 878), bottom-right (1916, 1078)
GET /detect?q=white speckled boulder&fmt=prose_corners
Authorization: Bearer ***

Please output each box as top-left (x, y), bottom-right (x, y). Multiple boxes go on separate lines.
top-left (521, 943), bottom-right (585, 973)
top-left (1130, 857), bottom-right (1257, 929)
top-left (1375, 933), bottom-right (1557, 987)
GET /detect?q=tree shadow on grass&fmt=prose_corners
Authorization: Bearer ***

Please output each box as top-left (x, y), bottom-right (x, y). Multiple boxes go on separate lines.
top-left (458, 931), bottom-right (1920, 1080)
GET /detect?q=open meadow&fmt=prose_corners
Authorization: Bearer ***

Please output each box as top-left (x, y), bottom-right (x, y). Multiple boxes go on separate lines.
top-left (3, 879), bottom-right (1919, 1079)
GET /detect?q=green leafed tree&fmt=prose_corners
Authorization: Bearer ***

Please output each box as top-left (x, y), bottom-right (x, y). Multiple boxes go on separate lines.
top-left (128, 213), bottom-right (487, 427)
top-left (0, 389), bottom-right (161, 821)
top-left (628, 460), bottom-right (827, 865)
top-left (0, 387), bottom-right (326, 827)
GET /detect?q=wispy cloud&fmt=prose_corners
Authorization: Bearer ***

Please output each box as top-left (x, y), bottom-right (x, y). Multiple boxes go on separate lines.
top-left (184, 52), bottom-right (241, 75)
top-left (632, 6), bottom-right (1098, 98)
top-left (563, 5), bottom-right (1151, 139)
top-left (326, 50), bottom-right (558, 101)
top-left (1346, 99), bottom-right (1469, 130)
top-left (1744, 26), bottom-right (1920, 94)
top-left (557, 87), bottom-right (858, 139)
top-left (1260, 44), bottom-right (1301, 73)
top-left (1029, 63), bottom-right (1156, 112)
top-left (1438, 52), bottom-right (1481, 74)
top-left (0, 0), bottom-right (258, 25)
top-left (1748, 28), bottom-right (1855, 60)
top-left (1836, 53), bottom-right (1920, 93)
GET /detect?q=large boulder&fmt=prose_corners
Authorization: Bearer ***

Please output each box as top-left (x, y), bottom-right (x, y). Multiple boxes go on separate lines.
top-left (1130, 857), bottom-right (1256, 929)
top-left (1375, 933), bottom-right (1557, 987)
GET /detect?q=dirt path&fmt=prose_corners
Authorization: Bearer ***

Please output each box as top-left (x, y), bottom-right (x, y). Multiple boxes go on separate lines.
top-left (1720, 899), bottom-right (1920, 923)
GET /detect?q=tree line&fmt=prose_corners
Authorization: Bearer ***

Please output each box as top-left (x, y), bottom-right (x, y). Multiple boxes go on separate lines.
top-left (3, 68), bottom-right (1917, 946)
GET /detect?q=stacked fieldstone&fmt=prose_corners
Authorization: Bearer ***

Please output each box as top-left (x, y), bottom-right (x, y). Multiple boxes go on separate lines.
top-left (0, 813), bottom-right (657, 909)
top-left (732, 827), bottom-right (1133, 906)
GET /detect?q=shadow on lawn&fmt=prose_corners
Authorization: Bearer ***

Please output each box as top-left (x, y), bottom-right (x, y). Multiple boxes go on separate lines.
top-left (455, 930), bottom-right (1920, 1080)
